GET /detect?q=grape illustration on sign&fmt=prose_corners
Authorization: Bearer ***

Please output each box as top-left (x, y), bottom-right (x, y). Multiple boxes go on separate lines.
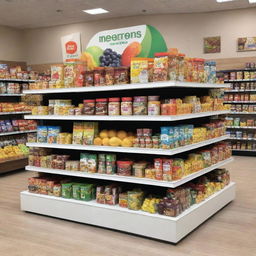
top-left (81, 25), bottom-right (167, 69)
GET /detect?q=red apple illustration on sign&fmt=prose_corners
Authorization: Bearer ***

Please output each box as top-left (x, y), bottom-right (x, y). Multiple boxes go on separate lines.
top-left (65, 41), bottom-right (77, 54)
top-left (121, 42), bottom-right (142, 66)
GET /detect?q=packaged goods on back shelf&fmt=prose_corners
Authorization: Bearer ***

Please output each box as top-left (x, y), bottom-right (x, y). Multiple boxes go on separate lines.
top-left (227, 130), bottom-right (256, 140)
top-left (32, 94), bottom-right (226, 116)
top-left (231, 141), bottom-right (256, 151)
top-left (0, 120), bottom-right (37, 133)
top-left (226, 82), bottom-right (256, 91)
top-left (0, 102), bottom-right (31, 112)
top-left (0, 135), bottom-right (29, 162)
top-left (227, 104), bottom-right (256, 113)
top-left (224, 93), bottom-right (256, 102)
top-left (28, 49), bottom-right (219, 90)
top-left (29, 142), bottom-right (231, 181)
top-left (30, 120), bottom-right (226, 149)
top-left (218, 69), bottom-right (256, 82)
top-left (225, 117), bottom-right (256, 127)
top-left (0, 82), bottom-right (29, 94)
top-left (0, 64), bottom-right (37, 80)
top-left (27, 168), bottom-right (230, 217)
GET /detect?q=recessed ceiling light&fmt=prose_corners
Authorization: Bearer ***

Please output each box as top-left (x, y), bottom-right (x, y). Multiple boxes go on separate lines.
top-left (216, 0), bottom-right (234, 2)
top-left (248, 0), bottom-right (256, 3)
top-left (83, 8), bottom-right (109, 15)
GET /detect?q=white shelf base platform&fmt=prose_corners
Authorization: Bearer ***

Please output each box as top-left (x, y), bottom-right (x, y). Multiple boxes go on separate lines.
top-left (25, 157), bottom-right (233, 188)
top-left (27, 135), bottom-right (229, 156)
top-left (25, 110), bottom-right (229, 122)
top-left (230, 112), bottom-right (256, 115)
top-left (229, 137), bottom-right (256, 141)
top-left (20, 182), bottom-right (236, 243)
top-left (23, 81), bottom-right (230, 95)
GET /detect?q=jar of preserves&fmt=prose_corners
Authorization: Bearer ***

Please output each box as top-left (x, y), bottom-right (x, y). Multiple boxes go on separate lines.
top-left (133, 96), bottom-right (147, 115)
top-left (95, 98), bottom-right (108, 115)
top-left (121, 97), bottom-right (133, 115)
top-left (117, 160), bottom-right (133, 176)
top-left (108, 97), bottom-right (120, 116)
top-left (85, 71), bottom-right (94, 87)
top-left (114, 67), bottom-right (129, 84)
top-left (148, 95), bottom-right (160, 115)
top-left (94, 67), bottom-right (105, 86)
top-left (105, 67), bottom-right (114, 85)
top-left (83, 99), bottom-right (95, 115)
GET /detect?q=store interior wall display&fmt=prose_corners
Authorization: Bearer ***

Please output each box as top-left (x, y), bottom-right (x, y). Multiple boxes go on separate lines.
top-left (0, 0), bottom-right (255, 255)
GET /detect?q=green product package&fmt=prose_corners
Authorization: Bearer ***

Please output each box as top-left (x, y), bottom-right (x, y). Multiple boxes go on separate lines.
top-left (61, 183), bottom-right (73, 199)
top-left (72, 183), bottom-right (82, 200)
top-left (80, 184), bottom-right (93, 201)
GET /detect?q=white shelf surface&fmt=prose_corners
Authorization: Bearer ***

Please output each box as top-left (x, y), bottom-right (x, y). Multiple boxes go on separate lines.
top-left (226, 126), bottom-right (256, 129)
top-left (224, 101), bottom-right (256, 104)
top-left (0, 130), bottom-right (36, 136)
top-left (25, 157), bottom-right (233, 188)
top-left (0, 93), bottom-right (23, 96)
top-left (230, 112), bottom-right (256, 115)
top-left (26, 135), bottom-right (229, 156)
top-left (229, 137), bottom-right (256, 141)
top-left (0, 111), bottom-right (31, 115)
top-left (20, 182), bottom-right (236, 243)
top-left (25, 110), bottom-right (230, 122)
top-left (22, 81), bottom-right (230, 95)
top-left (225, 90), bottom-right (256, 92)
top-left (0, 79), bottom-right (35, 82)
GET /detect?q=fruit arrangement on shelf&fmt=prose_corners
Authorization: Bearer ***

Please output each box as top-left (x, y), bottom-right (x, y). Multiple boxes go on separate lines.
top-left (31, 94), bottom-right (226, 117)
top-left (27, 168), bottom-right (230, 217)
top-left (28, 142), bottom-right (231, 181)
top-left (0, 135), bottom-right (29, 162)
top-left (30, 120), bottom-right (226, 150)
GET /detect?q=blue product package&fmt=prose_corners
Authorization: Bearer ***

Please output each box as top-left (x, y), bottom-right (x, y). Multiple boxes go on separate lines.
top-left (37, 126), bottom-right (48, 143)
top-left (173, 126), bottom-right (180, 148)
top-left (188, 125), bottom-right (194, 143)
top-left (47, 126), bottom-right (61, 144)
top-left (168, 127), bottom-right (174, 149)
top-left (160, 126), bottom-right (170, 149)
top-left (179, 126), bottom-right (185, 147)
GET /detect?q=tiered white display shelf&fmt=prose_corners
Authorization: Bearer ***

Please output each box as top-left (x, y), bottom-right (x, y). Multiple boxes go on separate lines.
top-left (0, 130), bottom-right (36, 136)
top-left (21, 80), bottom-right (235, 243)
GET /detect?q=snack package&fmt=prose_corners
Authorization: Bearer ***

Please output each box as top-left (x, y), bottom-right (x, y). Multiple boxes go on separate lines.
top-left (87, 154), bottom-right (97, 173)
top-left (64, 63), bottom-right (75, 87)
top-left (74, 63), bottom-right (86, 87)
top-left (80, 153), bottom-right (89, 172)
top-left (72, 122), bottom-right (84, 145)
top-left (83, 122), bottom-right (98, 145)
top-left (37, 126), bottom-right (48, 143)
top-left (47, 126), bottom-right (61, 144)
top-left (51, 64), bottom-right (64, 88)
top-left (130, 58), bottom-right (149, 83)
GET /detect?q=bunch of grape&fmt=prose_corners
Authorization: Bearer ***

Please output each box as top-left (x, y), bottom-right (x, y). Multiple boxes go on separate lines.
top-left (99, 48), bottom-right (121, 67)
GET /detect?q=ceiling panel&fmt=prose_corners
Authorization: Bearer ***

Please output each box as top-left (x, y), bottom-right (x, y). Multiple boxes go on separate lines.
top-left (0, 0), bottom-right (255, 29)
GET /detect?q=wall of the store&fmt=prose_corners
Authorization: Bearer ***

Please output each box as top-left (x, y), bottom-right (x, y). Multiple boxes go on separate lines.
top-left (0, 25), bottom-right (26, 61)
top-left (24, 7), bottom-right (256, 65)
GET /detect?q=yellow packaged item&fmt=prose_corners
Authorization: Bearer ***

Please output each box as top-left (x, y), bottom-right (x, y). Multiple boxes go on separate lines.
top-left (130, 58), bottom-right (151, 84)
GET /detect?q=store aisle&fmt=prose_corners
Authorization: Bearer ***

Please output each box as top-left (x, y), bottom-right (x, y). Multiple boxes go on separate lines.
top-left (0, 156), bottom-right (255, 256)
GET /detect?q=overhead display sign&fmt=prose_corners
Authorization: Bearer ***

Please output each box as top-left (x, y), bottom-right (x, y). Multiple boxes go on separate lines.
top-left (81, 25), bottom-right (167, 68)
top-left (61, 32), bottom-right (82, 62)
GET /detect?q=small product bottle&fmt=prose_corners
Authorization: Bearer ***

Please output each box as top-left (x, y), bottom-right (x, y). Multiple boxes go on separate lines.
top-left (95, 98), bottom-right (108, 115)
top-left (121, 97), bottom-right (133, 115)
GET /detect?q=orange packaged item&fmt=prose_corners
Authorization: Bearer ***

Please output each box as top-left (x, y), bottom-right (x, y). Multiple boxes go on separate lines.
top-left (153, 52), bottom-right (168, 82)
top-left (94, 67), bottom-right (105, 86)
top-left (74, 63), bottom-right (86, 87)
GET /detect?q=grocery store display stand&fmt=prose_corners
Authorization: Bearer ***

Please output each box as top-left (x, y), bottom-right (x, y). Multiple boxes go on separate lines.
top-left (222, 71), bottom-right (256, 155)
top-left (20, 81), bottom-right (235, 243)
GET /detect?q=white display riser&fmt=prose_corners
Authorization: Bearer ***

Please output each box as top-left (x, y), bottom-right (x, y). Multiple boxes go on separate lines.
top-left (230, 112), bottom-right (256, 115)
top-left (25, 157), bottom-right (233, 188)
top-left (20, 182), bottom-right (236, 243)
top-left (24, 110), bottom-right (229, 122)
top-left (23, 81), bottom-right (230, 95)
top-left (26, 135), bottom-right (229, 156)
top-left (226, 126), bottom-right (256, 129)
top-left (229, 138), bottom-right (256, 141)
